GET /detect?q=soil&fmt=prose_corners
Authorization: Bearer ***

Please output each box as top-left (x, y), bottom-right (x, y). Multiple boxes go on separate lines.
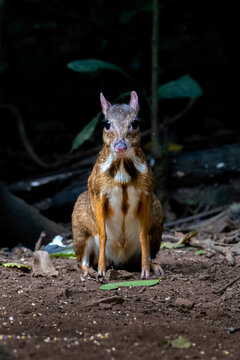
top-left (1, 238), bottom-right (240, 360)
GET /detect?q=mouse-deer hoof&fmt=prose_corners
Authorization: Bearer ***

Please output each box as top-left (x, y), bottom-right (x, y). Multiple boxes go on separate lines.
top-left (141, 268), bottom-right (150, 279)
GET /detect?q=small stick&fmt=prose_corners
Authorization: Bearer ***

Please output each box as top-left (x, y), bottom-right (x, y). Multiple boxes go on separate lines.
top-left (164, 206), bottom-right (223, 228)
top-left (213, 274), bottom-right (240, 294)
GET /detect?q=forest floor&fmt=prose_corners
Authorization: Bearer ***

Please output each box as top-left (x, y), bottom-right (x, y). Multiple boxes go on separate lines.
top-left (1, 235), bottom-right (240, 360)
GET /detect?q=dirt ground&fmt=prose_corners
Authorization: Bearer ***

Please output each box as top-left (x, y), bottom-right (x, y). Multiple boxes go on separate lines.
top-left (1, 236), bottom-right (240, 360)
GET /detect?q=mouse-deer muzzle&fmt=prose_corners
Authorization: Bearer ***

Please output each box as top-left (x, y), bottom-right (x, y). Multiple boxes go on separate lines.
top-left (114, 139), bottom-right (128, 153)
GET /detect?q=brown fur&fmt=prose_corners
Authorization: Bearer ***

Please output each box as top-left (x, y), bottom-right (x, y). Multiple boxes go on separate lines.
top-left (72, 92), bottom-right (163, 278)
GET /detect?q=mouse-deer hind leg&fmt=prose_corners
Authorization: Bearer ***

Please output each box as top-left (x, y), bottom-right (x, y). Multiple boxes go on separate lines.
top-left (73, 225), bottom-right (92, 276)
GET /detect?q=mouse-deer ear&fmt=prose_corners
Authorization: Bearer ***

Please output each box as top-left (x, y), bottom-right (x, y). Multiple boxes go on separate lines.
top-left (100, 93), bottom-right (111, 116)
top-left (129, 91), bottom-right (139, 112)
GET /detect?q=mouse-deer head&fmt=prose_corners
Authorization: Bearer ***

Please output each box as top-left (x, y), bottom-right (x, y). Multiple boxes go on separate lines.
top-left (100, 91), bottom-right (141, 158)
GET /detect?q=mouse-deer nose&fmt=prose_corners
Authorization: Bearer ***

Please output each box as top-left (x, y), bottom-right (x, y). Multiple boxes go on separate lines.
top-left (114, 139), bottom-right (128, 153)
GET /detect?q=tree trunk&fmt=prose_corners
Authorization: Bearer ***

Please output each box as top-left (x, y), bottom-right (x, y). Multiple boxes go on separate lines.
top-left (0, 182), bottom-right (68, 249)
top-left (151, 0), bottom-right (161, 158)
top-left (151, 0), bottom-right (169, 204)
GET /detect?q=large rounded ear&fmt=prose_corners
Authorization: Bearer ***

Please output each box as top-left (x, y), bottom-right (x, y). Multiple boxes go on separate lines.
top-left (100, 92), bottom-right (111, 116)
top-left (129, 91), bottom-right (139, 112)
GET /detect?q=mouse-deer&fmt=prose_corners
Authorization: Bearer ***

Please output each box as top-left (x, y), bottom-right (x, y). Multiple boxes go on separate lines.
top-left (72, 91), bottom-right (163, 278)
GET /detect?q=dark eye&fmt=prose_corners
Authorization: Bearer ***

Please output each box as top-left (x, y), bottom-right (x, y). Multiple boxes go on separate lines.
top-left (131, 119), bottom-right (139, 130)
top-left (103, 119), bottom-right (111, 130)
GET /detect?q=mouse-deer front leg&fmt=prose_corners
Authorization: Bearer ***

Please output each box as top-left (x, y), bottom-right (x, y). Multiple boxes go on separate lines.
top-left (139, 193), bottom-right (151, 279)
top-left (93, 195), bottom-right (107, 276)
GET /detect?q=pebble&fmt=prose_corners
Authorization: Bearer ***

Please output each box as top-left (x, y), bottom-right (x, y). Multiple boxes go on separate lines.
top-left (201, 301), bottom-right (215, 309)
top-left (174, 298), bottom-right (195, 310)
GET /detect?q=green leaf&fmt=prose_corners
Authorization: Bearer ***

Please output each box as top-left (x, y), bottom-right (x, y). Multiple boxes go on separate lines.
top-left (195, 249), bottom-right (204, 255)
top-left (50, 253), bottom-right (76, 258)
top-left (70, 112), bottom-right (101, 152)
top-left (1, 262), bottom-right (31, 272)
top-left (171, 336), bottom-right (191, 349)
top-left (158, 75), bottom-right (203, 99)
top-left (100, 279), bottom-right (160, 290)
top-left (160, 242), bottom-right (185, 249)
top-left (161, 241), bottom-right (176, 249)
top-left (67, 59), bottom-right (131, 80)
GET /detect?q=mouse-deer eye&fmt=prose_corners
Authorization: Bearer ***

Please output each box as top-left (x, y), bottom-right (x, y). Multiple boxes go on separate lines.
top-left (102, 118), bottom-right (111, 130)
top-left (130, 118), bottom-right (140, 131)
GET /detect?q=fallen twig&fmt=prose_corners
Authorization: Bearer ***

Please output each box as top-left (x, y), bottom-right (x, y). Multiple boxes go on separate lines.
top-left (223, 229), bottom-right (240, 244)
top-left (164, 206), bottom-right (223, 229)
top-left (213, 274), bottom-right (240, 294)
top-left (8, 168), bottom-right (90, 193)
top-left (210, 244), bottom-right (235, 266)
top-left (188, 238), bottom-right (213, 250)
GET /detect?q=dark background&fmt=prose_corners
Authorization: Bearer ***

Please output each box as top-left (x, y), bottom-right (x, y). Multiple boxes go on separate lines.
top-left (0, 0), bottom-right (237, 183)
